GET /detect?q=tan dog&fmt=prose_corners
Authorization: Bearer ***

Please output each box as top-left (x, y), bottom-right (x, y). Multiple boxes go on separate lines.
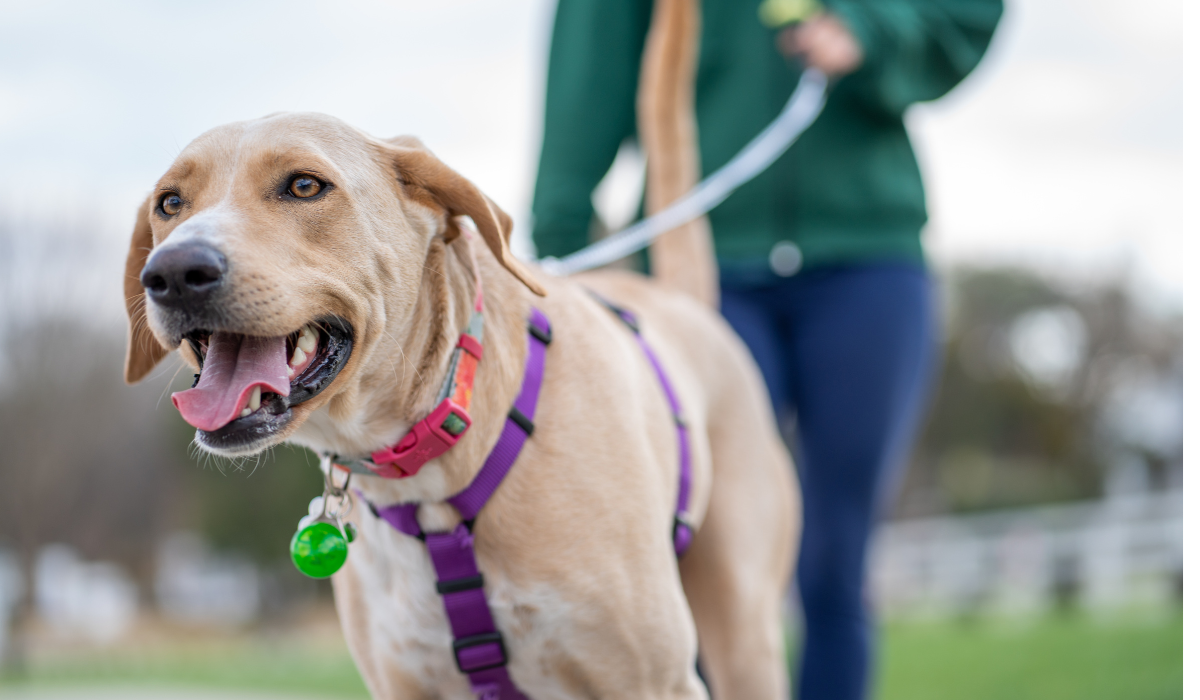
top-left (124, 116), bottom-right (798, 698)
top-left (123, 8), bottom-right (796, 700)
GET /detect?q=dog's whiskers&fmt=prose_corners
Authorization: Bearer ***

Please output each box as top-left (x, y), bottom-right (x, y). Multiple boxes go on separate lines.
top-left (379, 327), bottom-right (412, 386)
top-left (156, 362), bottom-right (187, 410)
top-left (421, 263), bottom-right (449, 282)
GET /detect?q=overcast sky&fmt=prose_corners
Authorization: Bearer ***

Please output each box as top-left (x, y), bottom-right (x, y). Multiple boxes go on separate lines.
top-left (0, 0), bottom-right (1182, 323)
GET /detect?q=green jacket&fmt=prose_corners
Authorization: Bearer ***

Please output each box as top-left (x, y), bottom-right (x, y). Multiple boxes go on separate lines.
top-left (531, 0), bottom-right (1003, 275)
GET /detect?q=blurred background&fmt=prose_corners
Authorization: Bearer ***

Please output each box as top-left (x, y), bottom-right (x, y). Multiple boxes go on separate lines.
top-left (0, 0), bottom-right (1182, 699)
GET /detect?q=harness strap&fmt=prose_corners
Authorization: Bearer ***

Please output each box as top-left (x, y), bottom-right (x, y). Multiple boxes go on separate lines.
top-left (592, 295), bottom-right (694, 557)
top-left (367, 308), bottom-right (550, 700)
top-left (448, 310), bottom-right (549, 521)
top-left (427, 526), bottom-right (525, 698)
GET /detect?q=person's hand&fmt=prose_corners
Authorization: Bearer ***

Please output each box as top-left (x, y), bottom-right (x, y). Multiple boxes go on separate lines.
top-left (777, 13), bottom-right (863, 76)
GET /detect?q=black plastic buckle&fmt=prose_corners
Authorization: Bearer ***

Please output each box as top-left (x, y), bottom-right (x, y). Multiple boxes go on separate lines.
top-left (436, 574), bottom-right (484, 595)
top-left (674, 516), bottom-right (694, 537)
top-left (528, 321), bottom-right (553, 345)
top-left (587, 291), bottom-right (640, 334)
top-left (673, 515), bottom-right (695, 556)
top-left (452, 631), bottom-right (508, 673)
top-left (508, 406), bottom-right (535, 436)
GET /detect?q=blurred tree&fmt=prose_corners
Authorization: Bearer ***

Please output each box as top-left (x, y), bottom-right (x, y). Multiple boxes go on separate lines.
top-left (0, 318), bottom-right (191, 672)
top-left (176, 427), bottom-right (326, 563)
top-left (896, 267), bottom-right (1182, 517)
top-left (170, 420), bottom-right (332, 622)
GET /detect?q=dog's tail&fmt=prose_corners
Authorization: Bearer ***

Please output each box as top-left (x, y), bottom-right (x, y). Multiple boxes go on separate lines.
top-left (637, 0), bottom-right (717, 307)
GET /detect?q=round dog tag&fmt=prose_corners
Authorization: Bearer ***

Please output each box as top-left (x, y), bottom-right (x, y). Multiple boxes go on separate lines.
top-left (290, 521), bottom-right (348, 578)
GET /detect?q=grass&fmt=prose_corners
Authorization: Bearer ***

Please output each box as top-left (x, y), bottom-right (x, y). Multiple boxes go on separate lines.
top-left (2, 612), bottom-right (1180, 699)
top-left (877, 612), bottom-right (1182, 700)
top-left (1, 635), bottom-right (370, 699)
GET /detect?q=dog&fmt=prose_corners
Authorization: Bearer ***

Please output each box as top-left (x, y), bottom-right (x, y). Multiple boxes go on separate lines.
top-left (123, 8), bottom-right (798, 700)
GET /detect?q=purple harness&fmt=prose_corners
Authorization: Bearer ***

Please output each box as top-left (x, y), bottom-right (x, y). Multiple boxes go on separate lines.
top-left (364, 303), bottom-right (692, 699)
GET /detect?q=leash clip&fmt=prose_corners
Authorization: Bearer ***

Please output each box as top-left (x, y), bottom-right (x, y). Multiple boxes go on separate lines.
top-left (290, 454), bottom-right (357, 579)
top-left (321, 454), bottom-right (354, 521)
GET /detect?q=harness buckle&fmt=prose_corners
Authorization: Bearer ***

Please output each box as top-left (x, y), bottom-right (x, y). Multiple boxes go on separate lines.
top-left (452, 631), bottom-right (508, 673)
top-left (673, 516), bottom-right (695, 557)
top-left (369, 399), bottom-right (472, 478)
top-left (436, 573), bottom-right (485, 595)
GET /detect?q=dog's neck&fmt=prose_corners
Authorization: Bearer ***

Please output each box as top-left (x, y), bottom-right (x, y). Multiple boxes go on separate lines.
top-left (291, 230), bottom-right (530, 511)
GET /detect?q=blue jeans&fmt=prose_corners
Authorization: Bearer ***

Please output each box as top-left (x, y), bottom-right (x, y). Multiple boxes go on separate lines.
top-left (720, 261), bottom-right (938, 700)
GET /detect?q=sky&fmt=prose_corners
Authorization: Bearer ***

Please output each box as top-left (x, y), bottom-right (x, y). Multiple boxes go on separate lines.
top-left (0, 0), bottom-right (1183, 325)
top-left (908, 0), bottom-right (1181, 311)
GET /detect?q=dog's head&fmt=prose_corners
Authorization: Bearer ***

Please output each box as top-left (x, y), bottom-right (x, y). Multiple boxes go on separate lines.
top-left (125, 112), bottom-right (543, 457)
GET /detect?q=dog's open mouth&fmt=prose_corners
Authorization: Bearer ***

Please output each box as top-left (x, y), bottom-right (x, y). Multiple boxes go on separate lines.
top-left (171, 317), bottom-right (352, 452)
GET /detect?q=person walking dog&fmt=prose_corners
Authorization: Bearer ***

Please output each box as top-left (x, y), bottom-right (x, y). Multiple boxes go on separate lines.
top-left (531, 0), bottom-right (1002, 697)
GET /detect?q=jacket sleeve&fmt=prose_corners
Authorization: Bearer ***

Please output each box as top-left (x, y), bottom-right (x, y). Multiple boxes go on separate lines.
top-left (824, 0), bottom-right (1004, 117)
top-left (531, 0), bottom-right (655, 259)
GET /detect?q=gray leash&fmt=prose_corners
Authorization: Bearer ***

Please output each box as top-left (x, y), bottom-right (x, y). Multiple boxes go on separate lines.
top-left (539, 68), bottom-right (828, 276)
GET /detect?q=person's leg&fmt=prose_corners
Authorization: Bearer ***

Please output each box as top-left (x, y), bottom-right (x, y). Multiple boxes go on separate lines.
top-left (786, 262), bottom-right (938, 700)
top-left (719, 283), bottom-right (791, 417)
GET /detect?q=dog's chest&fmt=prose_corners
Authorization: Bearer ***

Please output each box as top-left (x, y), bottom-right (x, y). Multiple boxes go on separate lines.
top-left (340, 514), bottom-right (583, 699)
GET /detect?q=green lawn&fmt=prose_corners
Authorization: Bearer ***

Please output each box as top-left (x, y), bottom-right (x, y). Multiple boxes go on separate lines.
top-left (1, 637), bottom-right (370, 699)
top-left (2, 613), bottom-right (1181, 699)
top-left (877, 613), bottom-right (1182, 700)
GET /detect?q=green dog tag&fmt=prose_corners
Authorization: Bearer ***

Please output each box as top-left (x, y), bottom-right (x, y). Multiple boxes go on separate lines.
top-left (290, 521), bottom-right (348, 578)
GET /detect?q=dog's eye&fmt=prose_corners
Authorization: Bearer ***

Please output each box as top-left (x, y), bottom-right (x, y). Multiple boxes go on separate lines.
top-left (288, 175), bottom-right (323, 198)
top-left (160, 193), bottom-right (183, 216)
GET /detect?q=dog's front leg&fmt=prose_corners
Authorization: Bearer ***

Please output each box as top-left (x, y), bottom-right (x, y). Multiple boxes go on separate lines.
top-left (329, 518), bottom-right (464, 699)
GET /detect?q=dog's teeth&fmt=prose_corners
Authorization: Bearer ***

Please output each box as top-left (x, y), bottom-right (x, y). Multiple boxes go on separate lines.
top-left (239, 386), bottom-right (261, 418)
top-left (298, 325), bottom-right (318, 354)
top-left (286, 326), bottom-right (316, 376)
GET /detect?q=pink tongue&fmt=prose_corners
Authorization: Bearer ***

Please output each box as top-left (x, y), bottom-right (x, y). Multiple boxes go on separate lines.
top-left (172, 332), bottom-right (292, 431)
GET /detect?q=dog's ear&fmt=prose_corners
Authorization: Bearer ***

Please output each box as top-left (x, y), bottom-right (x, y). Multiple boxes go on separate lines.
top-left (123, 194), bottom-right (171, 384)
top-left (386, 140), bottom-right (546, 297)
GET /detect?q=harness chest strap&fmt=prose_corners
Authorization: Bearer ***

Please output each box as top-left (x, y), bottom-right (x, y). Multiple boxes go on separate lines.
top-left (364, 308), bottom-right (551, 700)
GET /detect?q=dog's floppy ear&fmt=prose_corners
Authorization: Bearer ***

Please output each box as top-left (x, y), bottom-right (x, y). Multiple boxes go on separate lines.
top-left (123, 194), bottom-right (170, 384)
top-left (387, 140), bottom-right (546, 297)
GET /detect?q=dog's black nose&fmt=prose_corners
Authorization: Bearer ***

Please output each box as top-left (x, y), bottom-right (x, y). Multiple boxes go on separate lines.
top-left (141, 241), bottom-right (227, 310)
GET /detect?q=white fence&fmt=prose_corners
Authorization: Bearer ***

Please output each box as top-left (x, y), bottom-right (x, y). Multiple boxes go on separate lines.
top-left (0, 532), bottom-right (262, 648)
top-left (870, 490), bottom-right (1183, 618)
